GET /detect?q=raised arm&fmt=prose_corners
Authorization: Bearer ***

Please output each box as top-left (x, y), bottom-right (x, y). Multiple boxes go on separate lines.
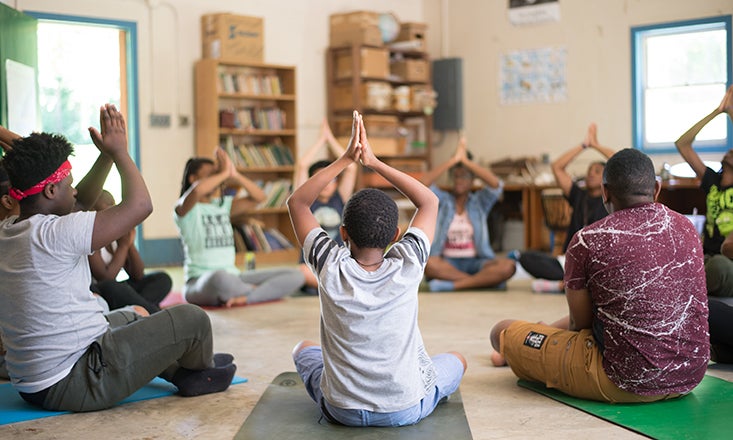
top-left (73, 148), bottom-right (113, 211)
top-left (359, 116), bottom-right (438, 241)
top-left (325, 125), bottom-right (357, 202)
top-left (89, 230), bottom-right (133, 282)
top-left (294, 119), bottom-right (329, 188)
top-left (675, 86), bottom-right (733, 179)
top-left (0, 125), bottom-right (20, 152)
top-left (455, 137), bottom-right (501, 188)
top-left (90, 104), bottom-right (152, 251)
top-left (420, 139), bottom-right (462, 187)
top-left (586, 123), bottom-right (615, 160)
top-left (123, 229), bottom-right (146, 281)
top-left (229, 161), bottom-right (267, 219)
top-left (288, 113), bottom-right (361, 246)
top-left (552, 124), bottom-right (599, 196)
top-left (174, 148), bottom-right (231, 217)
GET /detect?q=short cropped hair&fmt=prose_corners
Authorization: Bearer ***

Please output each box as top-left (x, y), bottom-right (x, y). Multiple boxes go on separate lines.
top-left (3, 133), bottom-right (74, 194)
top-left (603, 148), bottom-right (656, 206)
top-left (342, 188), bottom-right (398, 248)
top-left (308, 160), bottom-right (331, 178)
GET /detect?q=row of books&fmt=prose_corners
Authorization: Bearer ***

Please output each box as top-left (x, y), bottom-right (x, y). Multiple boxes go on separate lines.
top-left (218, 68), bottom-right (284, 95)
top-left (220, 107), bottom-right (286, 131)
top-left (232, 222), bottom-right (295, 253)
top-left (224, 137), bottom-right (294, 168)
top-left (257, 179), bottom-right (292, 209)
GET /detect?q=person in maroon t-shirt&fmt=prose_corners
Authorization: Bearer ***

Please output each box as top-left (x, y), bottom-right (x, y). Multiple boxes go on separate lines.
top-left (490, 148), bottom-right (709, 403)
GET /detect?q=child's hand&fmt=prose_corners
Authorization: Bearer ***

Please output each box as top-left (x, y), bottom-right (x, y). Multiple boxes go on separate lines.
top-left (358, 114), bottom-right (378, 168)
top-left (719, 85), bottom-right (733, 114)
top-left (344, 111), bottom-right (362, 164)
top-left (453, 137), bottom-right (468, 163)
top-left (88, 104), bottom-right (128, 157)
top-left (215, 147), bottom-right (233, 175)
top-left (585, 123), bottom-right (598, 148)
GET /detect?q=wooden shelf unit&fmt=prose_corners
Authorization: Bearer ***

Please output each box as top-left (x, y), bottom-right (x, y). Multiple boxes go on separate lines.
top-left (195, 58), bottom-right (299, 264)
top-left (326, 44), bottom-right (433, 190)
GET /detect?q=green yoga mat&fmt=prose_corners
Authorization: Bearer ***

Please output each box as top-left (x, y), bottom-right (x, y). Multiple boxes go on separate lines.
top-left (235, 372), bottom-right (473, 439)
top-left (518, 375), bottom-right (733, 439)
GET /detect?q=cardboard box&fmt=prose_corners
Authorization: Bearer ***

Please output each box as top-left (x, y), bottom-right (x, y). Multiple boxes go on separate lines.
top-left (335, 47), bottom-right (389, 80)
top-left (410, 85), bottom-right (436, 112)
top-left (331, 82), bottom-right (392, 111)
top-left (396, 22), bottom-right (427, 42)
top-left (201, 13), bottom-right (264, 62)
top-left (333, 115), bottom-right (400, 137)
top-left (329, 11), bottom-right (383, 46)
top-left (330, 26), bottom-right (383, 47)
top-left (329, 10), bottom-right (380, 28)
top-left (391, 59), bottom-right (430, 82)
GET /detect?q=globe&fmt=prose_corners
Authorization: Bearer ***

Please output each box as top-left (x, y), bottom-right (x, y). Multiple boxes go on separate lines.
top-left (379, 13), bottom-right (400, 43)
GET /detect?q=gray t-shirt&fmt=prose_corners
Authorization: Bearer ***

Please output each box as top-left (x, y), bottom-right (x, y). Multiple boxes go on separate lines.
top-left (0, 211), bottom-right (108, 393)
top-left (303, 226), bottom-right (437, 412)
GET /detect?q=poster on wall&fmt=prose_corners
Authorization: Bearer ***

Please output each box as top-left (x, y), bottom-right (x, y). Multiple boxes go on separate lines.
top-left (6, 59), bottom-right (38, 136)
top-left (508, 0), bottom-right (560, 26)
top-left (499, 46), bottom-right (567, 105)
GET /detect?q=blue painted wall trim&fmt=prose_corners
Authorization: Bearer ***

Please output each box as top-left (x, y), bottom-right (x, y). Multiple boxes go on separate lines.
top-left (141, 238), bottom-right (184, 267)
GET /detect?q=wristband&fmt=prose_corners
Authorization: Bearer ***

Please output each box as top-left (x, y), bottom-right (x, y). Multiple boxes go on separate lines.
top-left (581, 143), bottom-right (589, 149)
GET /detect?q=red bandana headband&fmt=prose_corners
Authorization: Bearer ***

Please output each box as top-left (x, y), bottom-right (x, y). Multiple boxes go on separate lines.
top-left (8, 160), bottom-right (72, 201)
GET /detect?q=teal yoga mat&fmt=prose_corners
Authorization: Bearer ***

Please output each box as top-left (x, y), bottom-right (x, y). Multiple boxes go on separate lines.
top-left (518, 375), bottom-right (733, 439)
top-left (0, 376), bottom-right (247, 426)
top-left (235, 372), bottom-right (473, 439)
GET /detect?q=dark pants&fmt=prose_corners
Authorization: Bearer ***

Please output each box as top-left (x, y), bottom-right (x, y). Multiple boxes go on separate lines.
top-left (28, 304), bottom-right (214, 412)
top-left (709, 298), bottom-right (733, 363)
top-left (518, 251), bottom-right (564, 281)
top-left (95, 272), bottom-right (172, 314)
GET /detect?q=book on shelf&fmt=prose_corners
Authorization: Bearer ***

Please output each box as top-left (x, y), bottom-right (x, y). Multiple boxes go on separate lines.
top-left (217, 67), bottom-right (285, 96)
top-left (232, 221), bottom-right (295, 253)
top-left (222, 137), bottom-right (295, 168)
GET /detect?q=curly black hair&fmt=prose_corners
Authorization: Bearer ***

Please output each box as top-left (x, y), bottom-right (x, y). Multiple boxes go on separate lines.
top-left (2, 132), bottom-right (74, 194)
top-left (0, 161), bottom-right (9, 197)
top-left (603, 148), bottom-right (656, 207)
top-left (342, 188), bottom-right (398, 249)
top-left (180, 157), bottom-right (215, 196)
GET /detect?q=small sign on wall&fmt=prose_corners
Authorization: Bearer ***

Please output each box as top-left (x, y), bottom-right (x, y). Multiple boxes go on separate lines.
top-left (508, 0), bottom-right (560, 26)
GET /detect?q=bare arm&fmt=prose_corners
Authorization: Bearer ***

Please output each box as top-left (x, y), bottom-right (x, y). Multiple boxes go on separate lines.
top-left (294, 119), bottom-right (329, 188)
top-left (0, 125), bottom-right (20, 152)
top-left (174, 148), bottom-right (230, 217)
top-left (566, 287), bottom-right (593, 331)
top-left (552, 144), bottom-right (584, 197)
top-left (586, 123), bottom-right (615, 160)
top-left (675, 86), bottom-right (733, 179)
top-left (325, 127), bottom-right (357, 202)
top-left (455, 137), bottom-right (501, 188)
top-left (721, 232), bottom-right (733, 259)
top-left (89, 236), bottom-right (132, 282)
top-left (90, 104), bottom-right (152, 251)
top-left (420, 143), bottom-right (461, 187)
top-left (74, 150), bottom-right (113, 211)
top-left (288, 113), bottom-right (361, 246)
top-left (359, 117), bottom-right (438, 241)
top-left (229, 163), bottom-right (267, 219)
top-left (123, 229), bottom-right (146, 281)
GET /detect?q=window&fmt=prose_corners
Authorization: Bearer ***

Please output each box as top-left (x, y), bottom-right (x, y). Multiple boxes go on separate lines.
top-left (631, 15), bottom-right (732, 154)
top-left (28, 12), bottom-right (139, 203)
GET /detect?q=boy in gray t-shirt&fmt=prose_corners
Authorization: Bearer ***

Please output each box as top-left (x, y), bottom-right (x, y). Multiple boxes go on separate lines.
top-left (287, 112), bottom-right (467, 427)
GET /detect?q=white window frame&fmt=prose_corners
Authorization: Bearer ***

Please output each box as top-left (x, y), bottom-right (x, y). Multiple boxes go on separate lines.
top-left (631, 15), bottom-right (732, 154)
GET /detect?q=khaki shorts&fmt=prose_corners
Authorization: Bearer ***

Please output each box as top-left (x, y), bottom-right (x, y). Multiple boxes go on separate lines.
top-left (500, 321), bottom-right (680, 403)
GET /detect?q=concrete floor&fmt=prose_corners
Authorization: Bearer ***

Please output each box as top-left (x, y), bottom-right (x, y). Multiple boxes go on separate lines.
top-left (1, 268), bottom-right (730, 440)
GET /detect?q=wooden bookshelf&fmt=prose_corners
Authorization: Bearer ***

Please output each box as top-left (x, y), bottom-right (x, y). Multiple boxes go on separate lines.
top-left (195, 59), bottom-right (299, 264)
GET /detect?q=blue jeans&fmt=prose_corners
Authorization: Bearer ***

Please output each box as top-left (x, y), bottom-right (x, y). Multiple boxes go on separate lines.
top-left (444, 257), bottom-right (492, 275)
top-left (294, 346), bottom-right (464, 427)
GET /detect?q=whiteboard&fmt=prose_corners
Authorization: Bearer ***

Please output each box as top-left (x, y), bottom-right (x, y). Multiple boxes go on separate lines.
top-left (6, 59), bottom-right (38, 136)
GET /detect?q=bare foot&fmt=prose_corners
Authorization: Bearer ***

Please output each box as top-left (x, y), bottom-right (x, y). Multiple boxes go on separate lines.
top-left (224, 296), bottom-right (248, 308)
top-left (490, 351), bottom-right (507, 367)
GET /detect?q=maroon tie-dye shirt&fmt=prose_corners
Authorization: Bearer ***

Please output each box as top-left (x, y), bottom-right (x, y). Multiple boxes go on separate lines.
top-left (564, 202), bottom-right (709, 396)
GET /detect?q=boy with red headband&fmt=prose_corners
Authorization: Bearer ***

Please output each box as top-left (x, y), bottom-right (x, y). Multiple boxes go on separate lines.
top-left (0, 104), bottom-right (236, 412)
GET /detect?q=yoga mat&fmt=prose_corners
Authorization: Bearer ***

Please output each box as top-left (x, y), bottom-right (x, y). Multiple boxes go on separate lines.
top-left (235, 372), bottom-right (473, 439)
top-left (518, 375), bottom-right (733, 439)
top-left (0, 376), bottom-right (247, 426)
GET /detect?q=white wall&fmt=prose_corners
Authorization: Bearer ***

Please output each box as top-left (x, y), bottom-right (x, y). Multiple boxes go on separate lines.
top-left (8, 0), bottom-right (424, 241)
top-left (4, 0), bottom-right (733, 242)
top-left (423, 0), bottom-right (733, 179)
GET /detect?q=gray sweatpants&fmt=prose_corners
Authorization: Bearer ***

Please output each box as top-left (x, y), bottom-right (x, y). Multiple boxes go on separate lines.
top-left (39, 304), bottom-right (214, 412)
top-left (184, 267), bottom-right (304, 307)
